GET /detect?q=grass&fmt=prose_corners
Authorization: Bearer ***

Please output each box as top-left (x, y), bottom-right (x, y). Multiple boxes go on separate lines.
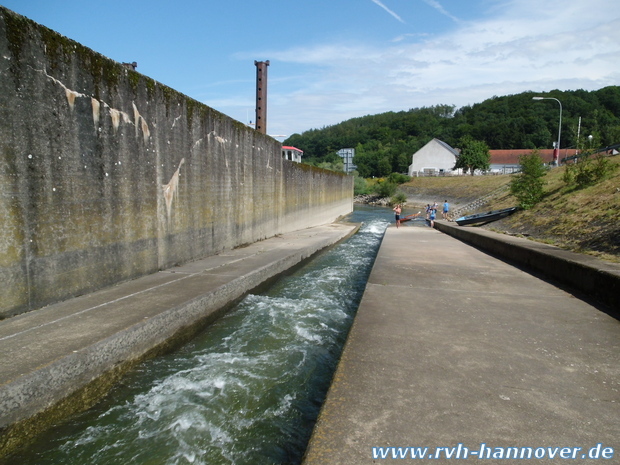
top-left (403, 175), bottom-right (510, 203)
top-left (401, 155), bottom-right (620, 263)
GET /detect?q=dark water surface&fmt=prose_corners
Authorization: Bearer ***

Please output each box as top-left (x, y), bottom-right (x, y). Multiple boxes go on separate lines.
top-left (8, 206), bottom-right (425, 465)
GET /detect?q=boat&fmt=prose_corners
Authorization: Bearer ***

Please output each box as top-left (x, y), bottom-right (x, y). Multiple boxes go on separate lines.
top-left (455, 207), bottom-right (518, 226)
top-left (399, 212), bottom-right (422, 223)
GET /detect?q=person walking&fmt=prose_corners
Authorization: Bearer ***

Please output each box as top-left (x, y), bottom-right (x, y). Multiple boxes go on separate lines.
top-left (429, 205), bottom-right (437, 228)
top-left (442, 200), bottom-right (450, 219)
top-left (393, 204), bottom-right (402, 228)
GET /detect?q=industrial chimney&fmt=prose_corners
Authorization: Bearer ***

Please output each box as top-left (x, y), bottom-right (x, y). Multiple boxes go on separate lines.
top-left (254, 60), bottom-right (269, 134)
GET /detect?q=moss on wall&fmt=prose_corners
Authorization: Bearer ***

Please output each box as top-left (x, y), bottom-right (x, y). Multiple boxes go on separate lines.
top-left (0, 5), bottom-right (353, 319)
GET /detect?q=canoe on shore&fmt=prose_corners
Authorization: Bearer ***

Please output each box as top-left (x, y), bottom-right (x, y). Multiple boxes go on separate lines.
top-left (455, 207), bottom-right (518, 226)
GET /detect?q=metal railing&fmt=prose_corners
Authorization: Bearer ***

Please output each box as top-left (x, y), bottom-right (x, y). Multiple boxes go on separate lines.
top-left (447, 184), bottom-right (510, 220)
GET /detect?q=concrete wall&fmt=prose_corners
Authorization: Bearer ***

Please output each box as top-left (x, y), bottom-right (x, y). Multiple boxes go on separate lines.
top-left (0, 7), bottom-right (353, 318)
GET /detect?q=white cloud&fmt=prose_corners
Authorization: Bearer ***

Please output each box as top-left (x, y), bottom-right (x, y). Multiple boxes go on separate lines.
top-left (422, 0), bottom-right (460, 23)
top-left (370, 0), bottom-right (405, 23)
top-left (392, 32), bottom-right (429, 43)
top-left (241, 0), bottom-right (620, 135)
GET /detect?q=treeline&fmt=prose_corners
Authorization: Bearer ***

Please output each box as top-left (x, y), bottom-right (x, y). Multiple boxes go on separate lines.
top-left (283, 87), bottom-right (620, 178)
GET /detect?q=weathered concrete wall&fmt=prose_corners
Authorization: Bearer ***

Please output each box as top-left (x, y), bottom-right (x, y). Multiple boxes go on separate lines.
top-left (0, 7), bottom-right (353, 318)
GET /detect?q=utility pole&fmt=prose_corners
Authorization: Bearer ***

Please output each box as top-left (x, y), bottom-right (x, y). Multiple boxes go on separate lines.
top-left (576, 116), bottom-right (581, 155)
top-left (532, 96), bottom-right (562, 166)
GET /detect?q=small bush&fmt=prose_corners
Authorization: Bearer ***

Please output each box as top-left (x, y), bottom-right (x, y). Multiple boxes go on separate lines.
top-left (387, 173), bottom-right (411, 184)
top-left (564, 153), bottom-right (618, 189)
top-left (562, 165), bottom-right (575, 185)
top-left (373, 180), bottom-right (398, 198)
top-left (390, 191), bottom-right (407, 205)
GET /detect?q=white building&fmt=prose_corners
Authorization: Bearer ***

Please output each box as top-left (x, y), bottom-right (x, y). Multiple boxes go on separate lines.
top-left (408, 138), bottom-right (460, 176)
top-left (337, 148), bottom-right (357, 173)
top-left (282, 146), bottom-right (303, 163)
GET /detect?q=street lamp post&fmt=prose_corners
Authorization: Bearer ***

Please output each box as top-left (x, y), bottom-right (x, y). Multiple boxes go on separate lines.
top-left (532, 96), bottom-right (562, 165)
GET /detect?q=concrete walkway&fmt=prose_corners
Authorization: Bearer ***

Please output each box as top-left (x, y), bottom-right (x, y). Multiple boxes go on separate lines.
top-left (303, 225), bottom-right (620, 464)
top-left (0, 222), bottom-right (357, 456)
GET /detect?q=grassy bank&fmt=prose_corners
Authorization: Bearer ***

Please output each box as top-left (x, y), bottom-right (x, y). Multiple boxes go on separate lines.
top-left (401, 156), bottom-right (620, 263)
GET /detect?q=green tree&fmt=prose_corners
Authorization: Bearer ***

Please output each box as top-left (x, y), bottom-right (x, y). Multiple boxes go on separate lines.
top-left (286, 87), bottom-right (620, 171)
top-left (377, 156), bottom-right (392, 177)
top-left (373, 180), bottom-right (398, 198)
top-left (353, 173), bottom-right (370, 195)
top-left (510, 151), bottom-right (547, 209)
top-left (352, 143), bottom-right (376, 178)
top-left (454, 136), bottom-right (491, 175)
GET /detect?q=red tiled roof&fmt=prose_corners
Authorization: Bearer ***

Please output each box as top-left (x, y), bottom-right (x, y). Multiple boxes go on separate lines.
top-left (489, 149), bottom-right (556, 165)
top-left (282, 146), bottom-right (303, 153)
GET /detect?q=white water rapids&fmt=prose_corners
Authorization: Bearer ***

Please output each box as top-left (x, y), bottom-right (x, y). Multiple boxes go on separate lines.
top-left (9, 206), bottom-right (425, 465)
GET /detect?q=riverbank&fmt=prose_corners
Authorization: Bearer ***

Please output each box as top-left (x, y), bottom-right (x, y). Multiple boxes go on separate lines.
top-left (398, 161), bottom-right (620, 263)
top-left (353, 194), bottom-right (392, 206)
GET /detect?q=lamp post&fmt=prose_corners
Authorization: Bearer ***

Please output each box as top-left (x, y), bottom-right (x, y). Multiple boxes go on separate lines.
top-left (532, 96), bottom-right (562, 165)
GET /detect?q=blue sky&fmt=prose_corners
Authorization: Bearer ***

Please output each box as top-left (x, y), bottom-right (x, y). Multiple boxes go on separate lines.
top-left (2, 0), bottom-right (619, 139)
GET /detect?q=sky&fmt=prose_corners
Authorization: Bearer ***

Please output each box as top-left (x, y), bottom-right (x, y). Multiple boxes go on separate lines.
top-left (2, 0), bottom-right (619, 140)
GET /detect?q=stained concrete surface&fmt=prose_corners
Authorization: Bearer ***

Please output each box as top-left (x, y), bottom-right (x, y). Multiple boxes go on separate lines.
top-left (0, 223), bottom-right (357, 456)
top-left (303, 225), bottom-right (620, 464)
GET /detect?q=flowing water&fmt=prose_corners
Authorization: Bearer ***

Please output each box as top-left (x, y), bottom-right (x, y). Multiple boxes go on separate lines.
top-left (8, 206), bottom-right (425, 465)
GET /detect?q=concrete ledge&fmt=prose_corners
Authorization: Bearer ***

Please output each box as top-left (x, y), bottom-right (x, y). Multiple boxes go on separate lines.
top-left (434, 220), bottom-right (620, 314)
top-left (0, 223), bottom-right (358, 457)
top-left (302, 226), bottom-right (620, 464)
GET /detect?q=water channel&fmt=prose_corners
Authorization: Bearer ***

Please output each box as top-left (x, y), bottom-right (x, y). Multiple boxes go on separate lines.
top-left (9, 206), bottom-right (427, 465)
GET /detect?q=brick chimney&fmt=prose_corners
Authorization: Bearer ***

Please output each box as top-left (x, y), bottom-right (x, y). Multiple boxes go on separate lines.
top-left (254, 60), bottom-right (269, 134)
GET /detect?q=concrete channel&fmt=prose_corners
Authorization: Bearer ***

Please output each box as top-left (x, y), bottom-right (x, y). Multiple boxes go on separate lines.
top-left (303, 222), bottom-right (620, 464)
top-left (0, 223), bottom-right (358, 458)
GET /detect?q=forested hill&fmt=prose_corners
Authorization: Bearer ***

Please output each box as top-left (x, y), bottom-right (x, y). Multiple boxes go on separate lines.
top-left (283, 87), bottom-right (620, 178)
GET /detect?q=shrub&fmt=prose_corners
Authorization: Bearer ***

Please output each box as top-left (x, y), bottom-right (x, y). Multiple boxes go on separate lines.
top-left (390, 191), bottom-right (407, 205)
top-left (510, 151), bottom-right (547, 209)
top-left (387, 173), bottom-right (411, 184)
top-left (564, 153), bottom-right (618, 189)
top-left (353, 175), bottom-right (370, 195)
top-left (373, 180), bottom-right (398, 198)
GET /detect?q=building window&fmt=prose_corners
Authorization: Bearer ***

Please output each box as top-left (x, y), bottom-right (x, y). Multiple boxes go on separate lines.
top-left (282, 146), bottom-right (303, 163)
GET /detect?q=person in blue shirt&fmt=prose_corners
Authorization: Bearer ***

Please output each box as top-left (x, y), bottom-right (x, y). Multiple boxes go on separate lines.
top-left (429, 206), bottom-right (436, 228)
top-left (442, 200), bottom-right (449, 219)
